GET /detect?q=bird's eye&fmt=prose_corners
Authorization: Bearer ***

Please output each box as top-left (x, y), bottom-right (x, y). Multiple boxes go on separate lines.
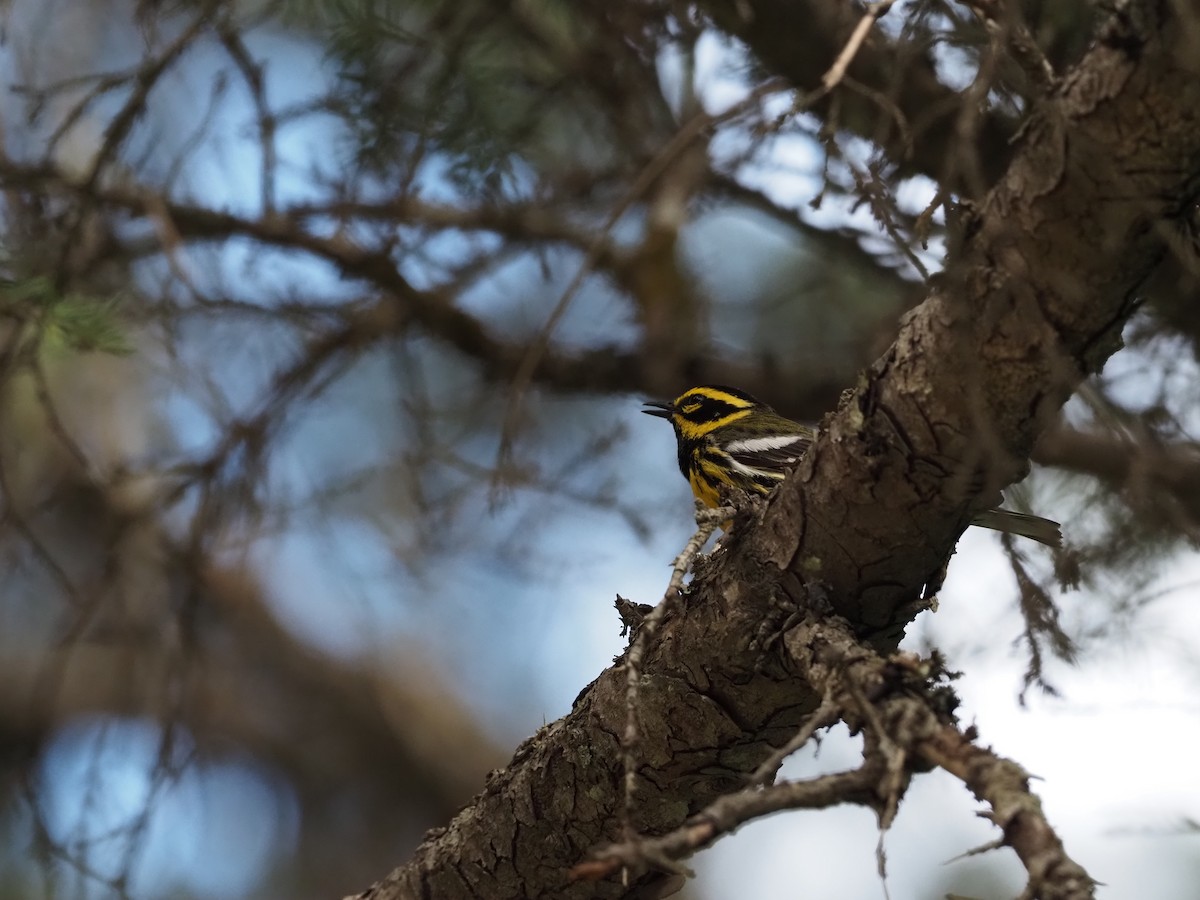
top-left (680, 402), bottom-right (701, 414)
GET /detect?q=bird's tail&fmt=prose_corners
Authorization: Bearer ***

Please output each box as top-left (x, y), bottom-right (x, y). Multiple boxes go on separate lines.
top-left (970, 508), bottom-right (1063, 547)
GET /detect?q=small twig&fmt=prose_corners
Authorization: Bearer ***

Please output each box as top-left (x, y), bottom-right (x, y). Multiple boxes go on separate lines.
top-left (79, 6), bottom-right (218, 193)
top-left (575, 763), bottom-right (882, 882)
top-left (787, 618), bottom-right (1096, 900)
top-left (841, 75), bottom-right (913, 155)
top-left (620, 501), bottom-right (732, 835)
top-left (822, 1), bottom-right (897, 91)
top-left (666, 502), bottom-right (731, 596)
top-left (943, 836), bottom-right (1007, 864)
top-left (746, 689), bottom-right (841, 786)
top-left (847, 158), bottom-right (931, 281)
top-left (51, 4), bottom-right (219, 290)
top-left (913, 187), bottom-right (948, 249)
top-left (1000, 532), bottom-right (1075, 703)
top-left (966, 0), bottom-right (1057, 93)
top-left (917, 726), bottom-right (1096, 899)
top-left (216, 20), bottom-right (278, 213)
top-left (781, 2), bottom-right (901, 173)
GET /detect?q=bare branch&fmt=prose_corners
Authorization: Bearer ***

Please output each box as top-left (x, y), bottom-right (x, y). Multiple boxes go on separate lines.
top-left (577, 762), bottom-right (882, 882)
top-left (215, 19), bottom-right (278, 213)
top-left (786, 618), bottom-right (1095, 900)
top-left (965, 0), bottom-right (1058, 94)
top-left (822, 1), bottom-right (898, 91)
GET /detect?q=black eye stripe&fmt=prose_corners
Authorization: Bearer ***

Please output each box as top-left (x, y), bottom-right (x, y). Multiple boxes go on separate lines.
top-left (679, 396), bottom-right (739, 421)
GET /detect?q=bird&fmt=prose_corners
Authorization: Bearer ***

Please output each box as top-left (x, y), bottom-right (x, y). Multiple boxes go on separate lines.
top-left (642, 384), bottom-right (1062, 546)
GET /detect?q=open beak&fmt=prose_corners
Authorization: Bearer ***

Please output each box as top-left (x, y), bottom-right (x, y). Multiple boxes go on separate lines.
top-left (641, 399), bottom-right (674, 419)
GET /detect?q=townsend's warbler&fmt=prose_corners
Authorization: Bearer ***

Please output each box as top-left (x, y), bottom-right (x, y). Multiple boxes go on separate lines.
top-left (643, 384), bottom-right (1062, 547)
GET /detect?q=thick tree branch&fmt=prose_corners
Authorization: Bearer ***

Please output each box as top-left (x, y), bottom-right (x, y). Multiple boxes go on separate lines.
top-left (787, 620), bottom-right (1092, 899)
top-left (349, 4), bottom-right (1200, 898)
top-left (770, 0), bottom-right (1200, 634)
top-left (1035, 425), bottom-right (1200, 497)
top-left (578, 617), bottom-right (1091, 898)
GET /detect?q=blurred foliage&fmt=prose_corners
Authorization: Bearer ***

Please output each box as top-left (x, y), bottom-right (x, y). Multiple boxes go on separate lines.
top-left (298, 0), bottom-right (668, 189)
top-left (1, 275), bottom-right (130, 356)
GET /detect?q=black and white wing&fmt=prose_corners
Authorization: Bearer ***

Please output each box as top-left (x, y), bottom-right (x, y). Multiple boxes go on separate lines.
top-left (721, 432), bottom-right (812, 478)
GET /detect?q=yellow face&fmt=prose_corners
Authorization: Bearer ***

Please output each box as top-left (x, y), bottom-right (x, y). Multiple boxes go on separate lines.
top-left (668, 386), bottom-right (755, 442)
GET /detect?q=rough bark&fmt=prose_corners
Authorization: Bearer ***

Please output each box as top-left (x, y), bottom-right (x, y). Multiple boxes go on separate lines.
top-left (779, 0), bottom-right (1200, 634)
top-left (350, 3), bottom-right (1200, 898)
